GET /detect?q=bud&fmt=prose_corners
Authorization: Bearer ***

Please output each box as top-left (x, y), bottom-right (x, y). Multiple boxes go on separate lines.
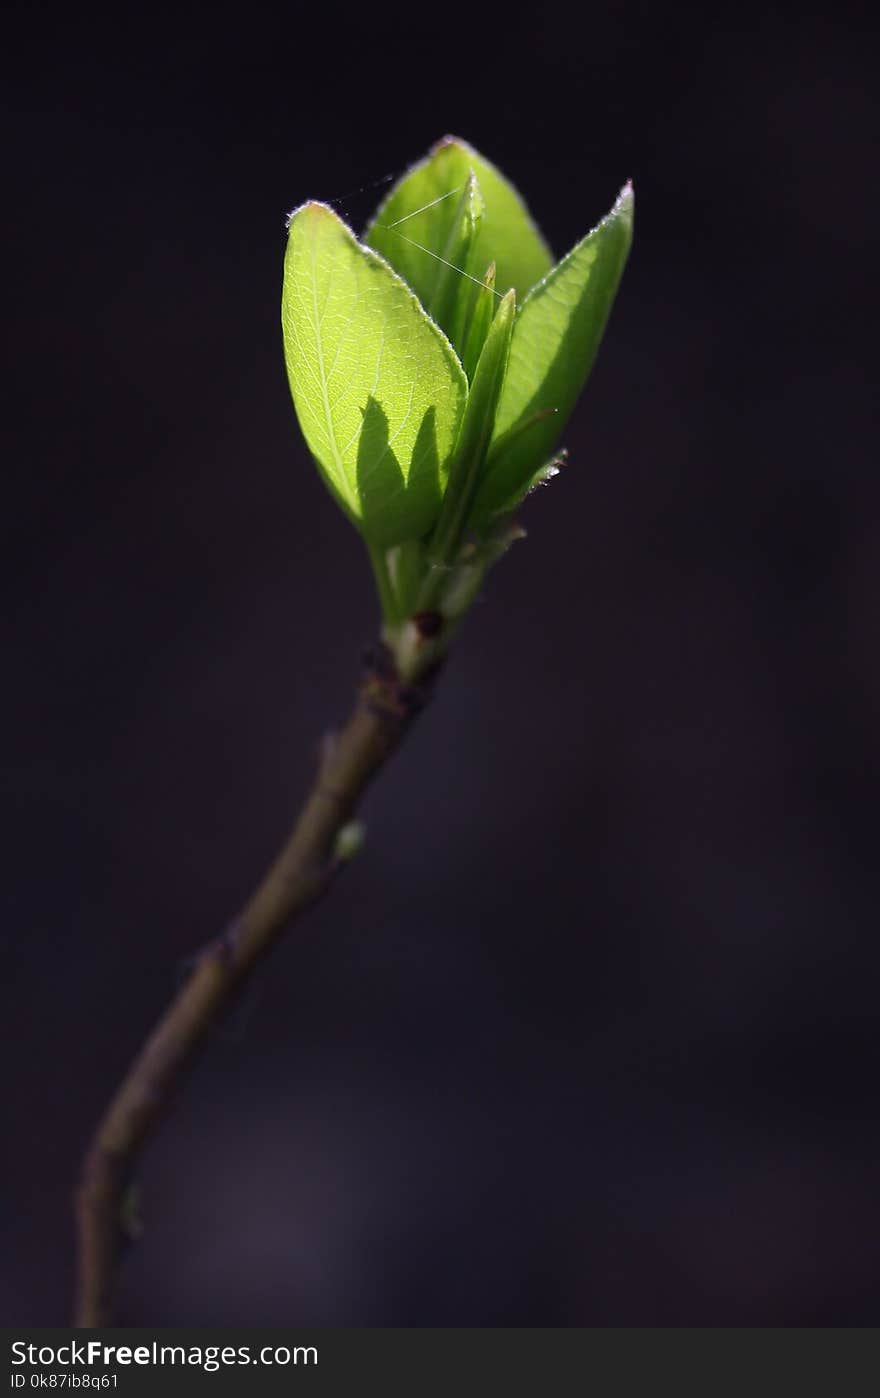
top-left (281, 140), bottom-right (633, 662)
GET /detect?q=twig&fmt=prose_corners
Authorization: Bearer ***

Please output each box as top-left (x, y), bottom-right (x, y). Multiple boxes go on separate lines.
top-left (74, 646), bottom-right (437, 1326)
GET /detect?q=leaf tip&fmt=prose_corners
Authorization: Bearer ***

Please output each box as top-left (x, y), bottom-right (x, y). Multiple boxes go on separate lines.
top-left (433, 133), bottom-right (468, 154)
top-left (286, 198), bottom-right (338, 230)
top-left (615, 181), bottom-right (635, 221)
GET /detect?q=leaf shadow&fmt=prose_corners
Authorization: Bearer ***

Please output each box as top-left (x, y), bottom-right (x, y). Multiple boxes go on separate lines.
top-left (356, 396), bottom-right (442, 545)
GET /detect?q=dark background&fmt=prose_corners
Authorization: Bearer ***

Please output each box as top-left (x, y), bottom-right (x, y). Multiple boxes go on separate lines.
top-left (4, 1), bottom-right (878, 1324)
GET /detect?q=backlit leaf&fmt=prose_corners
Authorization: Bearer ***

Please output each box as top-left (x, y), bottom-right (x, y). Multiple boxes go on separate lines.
top-left (473, 184), bottom-right (634, 523)
top-left (459, 261), bottom-right (497, 383)
top-left (282, 201), bottom-right (468, 547)
top-left (364, 137), bottom-right (552, 335)
top-left (430, 288), bottom-right (516, 564)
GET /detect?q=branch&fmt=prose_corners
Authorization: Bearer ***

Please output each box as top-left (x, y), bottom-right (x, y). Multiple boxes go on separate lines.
top-left (74, 646), bottom-right (437, 1327)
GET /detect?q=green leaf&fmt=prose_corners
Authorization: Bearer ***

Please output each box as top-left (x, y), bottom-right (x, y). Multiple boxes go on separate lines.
top-left (418, 171), bottom-right (484, 347)
top-left (473, 184), bottom-right (634, 524)
top-left (282, 201), bottom-right (468, 547)
top-left (459, 261), bottom-right (497, 383)
top-left (428, 288), bottom-right (516, 567)
top-left (364, 137), bottom-right (552, 329)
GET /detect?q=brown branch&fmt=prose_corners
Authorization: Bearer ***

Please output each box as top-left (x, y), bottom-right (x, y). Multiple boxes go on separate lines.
top-left (74, 647), bottom-right (436, 1326)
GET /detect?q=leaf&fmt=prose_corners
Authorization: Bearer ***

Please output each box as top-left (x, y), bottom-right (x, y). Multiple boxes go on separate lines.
top-left (459, 261), bottom-right (497, 383)
top-left (364, 137), bottom-right (553, 328)
top-left (473, 184), bottom-right (634, 524)
top-left (429, 289), bottom-right (516, 565)
top-left (282, 201), bottom-right (468, 547)
top-left (420, 171), bottom-right (484, 347)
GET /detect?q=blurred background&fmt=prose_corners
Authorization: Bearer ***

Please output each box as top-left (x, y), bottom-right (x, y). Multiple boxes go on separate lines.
top-left (4, 1), bottom-right (878, 1324)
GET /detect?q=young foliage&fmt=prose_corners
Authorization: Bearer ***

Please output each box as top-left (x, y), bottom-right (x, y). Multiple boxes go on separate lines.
top-left (282, 201), bottom-right (467, 547)
top-left (473, 184), bottom-right (634, 524)
top-left (365, 137), bottom-right (553, 335)
top-left (429, 288), bottom-right (516, 570)
top-left (281, 139), bottom-right (633, 655)
top-left (459, 261), bottom-right (497, 383)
